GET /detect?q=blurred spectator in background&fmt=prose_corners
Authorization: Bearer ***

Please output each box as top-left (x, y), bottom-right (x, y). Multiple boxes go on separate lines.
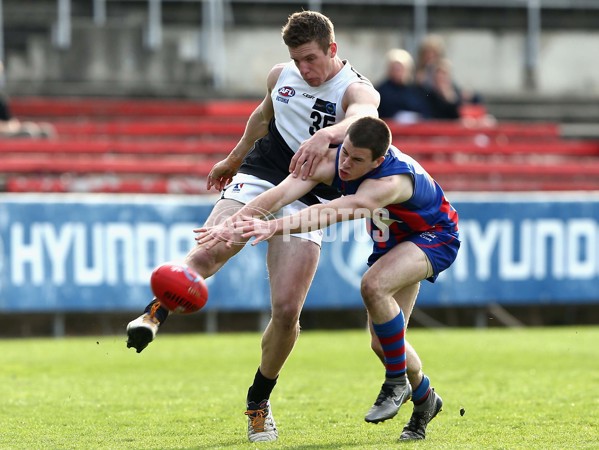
top-left (415, 34), bottom-right (446, 89)
top-left (376, 48), bottom-right (432, 123)
top-left (415, 35), bottom-right (492, 125)
top-left (0, 61), bottom-right (56, 138)
top-left (426, 58), bottom-right (463, 120)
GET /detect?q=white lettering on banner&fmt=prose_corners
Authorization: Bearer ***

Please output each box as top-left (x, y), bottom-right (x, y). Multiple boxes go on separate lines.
top-left (499, 220), bottom-right (532, 280)
top-left (7, 217), bottom-right (599, 289)
top-left (454, 219), bottom-right (502, 280)
top-left (534, 220), bottom-right (565, 280)
top-left (567, 219), bottom-right (596, 278)
top-left (454, 219), bottom-right (599, 282)
top-left (105, 223), bottom-right (134, 284)
top-left (12, 223), bottom-right (44, 284)
top-left (136, 223), bottom-right (167, 280)
top-left (9, 222), bottom-right (197, 286)
top-left (73, 224), bottom-right (104, 285)
top-left (41, 222), bottom-right (75, 284)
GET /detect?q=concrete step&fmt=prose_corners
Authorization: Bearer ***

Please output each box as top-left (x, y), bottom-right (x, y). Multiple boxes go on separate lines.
top-left (486, 95), bottom-right (599, 124)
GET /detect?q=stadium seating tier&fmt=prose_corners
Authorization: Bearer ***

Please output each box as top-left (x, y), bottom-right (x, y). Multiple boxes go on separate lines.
top-left (2, 97), bottom-right (599, 194)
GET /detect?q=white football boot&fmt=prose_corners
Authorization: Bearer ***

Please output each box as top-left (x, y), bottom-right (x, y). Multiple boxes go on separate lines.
top-left (126, 313), bottom-right (160, 353)
top-left (245, 400), bottom-right (278, 442)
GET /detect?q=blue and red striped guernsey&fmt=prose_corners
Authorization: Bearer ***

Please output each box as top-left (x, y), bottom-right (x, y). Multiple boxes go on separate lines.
top-left (332, 144), bottom-right (459, 250)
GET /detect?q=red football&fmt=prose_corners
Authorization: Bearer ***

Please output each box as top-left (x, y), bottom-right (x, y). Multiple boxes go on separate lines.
top-left (150, 263), bottom-right (208, 314)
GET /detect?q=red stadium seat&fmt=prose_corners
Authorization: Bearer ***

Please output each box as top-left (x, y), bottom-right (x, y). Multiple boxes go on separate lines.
top-left (3, 96), bottom-right (598, 193)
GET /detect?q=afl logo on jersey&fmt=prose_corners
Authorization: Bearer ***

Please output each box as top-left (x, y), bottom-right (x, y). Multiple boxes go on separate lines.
top-left (278, 86), bottom-right (295, 97)
top-left (276, 86), bottom-right (295, 104)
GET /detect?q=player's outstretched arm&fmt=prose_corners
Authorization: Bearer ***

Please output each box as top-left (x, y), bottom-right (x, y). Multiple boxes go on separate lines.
top-left (197, 148), bottom-right (335, 248)
top-left (239, 192), bottom-right (374, 243)
top-left (239, 175), bottom-right (410, 245)
top-left (195, 173), bottom-right (320, 248)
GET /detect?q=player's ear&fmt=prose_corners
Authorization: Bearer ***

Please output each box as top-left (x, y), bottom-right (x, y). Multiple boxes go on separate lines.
top-left (328, 42), bottom-right (337, 58)
top-left (374, 155), bottom-right (386, 167)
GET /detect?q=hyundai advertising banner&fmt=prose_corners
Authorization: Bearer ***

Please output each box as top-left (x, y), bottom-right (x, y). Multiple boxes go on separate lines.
top-left (0, 192), bottom-right (598, 312)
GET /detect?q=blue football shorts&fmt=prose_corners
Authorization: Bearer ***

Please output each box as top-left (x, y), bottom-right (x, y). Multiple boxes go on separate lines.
top-left (367, 229), bottom-right (460, 283)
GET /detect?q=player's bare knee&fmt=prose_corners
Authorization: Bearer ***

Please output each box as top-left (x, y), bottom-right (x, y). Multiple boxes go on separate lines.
top-left (360, 275), bottom-right (382, 308)
top-left (271, 302), bottom-right (302, 330)
top-left (185, 246), bottom-right (221, 278)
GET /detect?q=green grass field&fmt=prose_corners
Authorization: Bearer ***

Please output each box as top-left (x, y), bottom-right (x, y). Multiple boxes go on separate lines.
top-left (1, 327), bottom-right (598, 449)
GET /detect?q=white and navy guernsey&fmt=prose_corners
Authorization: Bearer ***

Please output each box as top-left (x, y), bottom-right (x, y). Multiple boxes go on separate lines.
top-left (239, 60), bottom-right (373, 206)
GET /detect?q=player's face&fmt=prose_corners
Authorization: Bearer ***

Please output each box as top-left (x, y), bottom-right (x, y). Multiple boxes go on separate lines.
top-left (337, 138), bottom-right (385, 181)
top-left (289, 41), bottom-right (336, 87)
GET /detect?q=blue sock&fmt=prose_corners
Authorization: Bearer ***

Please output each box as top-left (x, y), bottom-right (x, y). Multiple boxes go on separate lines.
top-left (372, 311), bottom-right (406, 379)
top-left (412, 375), bottom-right (431, 404)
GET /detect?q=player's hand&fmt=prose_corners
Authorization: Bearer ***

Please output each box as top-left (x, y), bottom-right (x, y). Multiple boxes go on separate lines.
top-left (289, 134), bottom-right (330, 180)
top-left (194, 221), bottom-right (239, 250)
top-left (234, 215), bottom-right (277, 246)
top-left (206, 158), bottom-right (239, 191)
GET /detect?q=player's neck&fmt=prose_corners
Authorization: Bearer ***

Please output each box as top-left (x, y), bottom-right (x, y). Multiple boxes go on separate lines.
top-left (326, 57), bottom-right (345, 81)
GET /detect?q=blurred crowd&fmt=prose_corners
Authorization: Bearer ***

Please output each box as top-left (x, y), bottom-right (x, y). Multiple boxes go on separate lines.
top-left (376, 34), bottom-right (495, 126)
top-left (0, 35), bottom-right (494, 137)
top-left (0, 61), bottom-right (56, 139)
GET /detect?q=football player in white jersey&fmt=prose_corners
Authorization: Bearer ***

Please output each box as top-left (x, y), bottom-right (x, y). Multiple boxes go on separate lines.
top-left (125, 11), bottom-right (379, 442)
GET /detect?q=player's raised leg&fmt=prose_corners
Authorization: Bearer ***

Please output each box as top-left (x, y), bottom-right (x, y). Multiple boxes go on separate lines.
top-left (126, 199), bottom-right (249, 352)
top-left (126, 299), bottom-right (168, 353)
top-left (245, 235), bottom-right (320, 442)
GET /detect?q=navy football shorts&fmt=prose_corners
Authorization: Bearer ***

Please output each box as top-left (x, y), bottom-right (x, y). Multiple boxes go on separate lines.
top-left (367, 230), bottom-right (460, 283)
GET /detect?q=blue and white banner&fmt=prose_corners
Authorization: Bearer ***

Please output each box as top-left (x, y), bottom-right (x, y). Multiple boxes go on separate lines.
top-left (0, 192), bottom-right (598, 312)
